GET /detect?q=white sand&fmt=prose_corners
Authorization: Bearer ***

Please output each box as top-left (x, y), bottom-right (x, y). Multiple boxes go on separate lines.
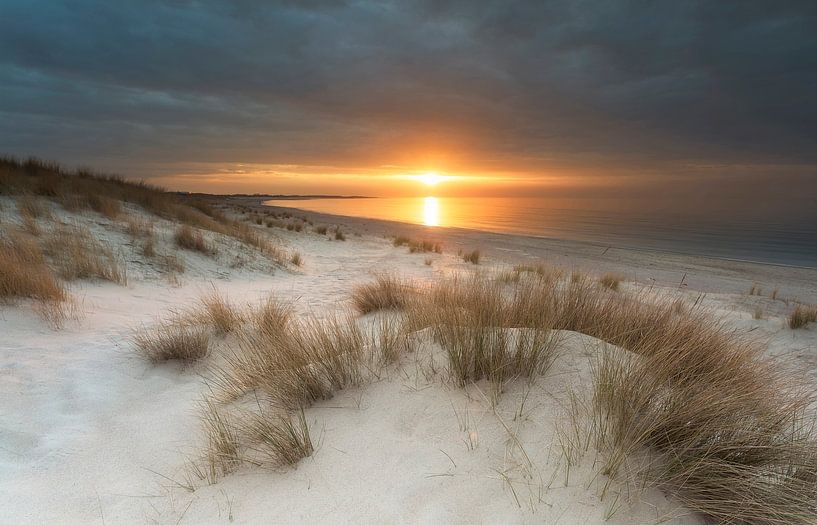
top-left (1, 197), bottom-right (815, 524)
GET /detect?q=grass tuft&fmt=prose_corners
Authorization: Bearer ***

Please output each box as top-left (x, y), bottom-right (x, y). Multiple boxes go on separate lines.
top-left (174, 225), bottom-right (215, 255)
top-left (133, 321), bottom-right (210, 363)
top-left (217, 311), bottom-right (363, 408)
top-left (195, 290), bottom-right (244, 335)
top-left (462, 249), bottom-right (480, 264)
top-left (43, 225), bottom-right (127, 284)
top-left (788, 304), bottom-right (817, 329)
top-left (0, 228), bottom-right (68, 304)
top-left (351, 274), bottom-right (414, 314)
top-left (245, 408), bottom-right (313, 466)
top-left (599, 273), bottom-right (623, 291)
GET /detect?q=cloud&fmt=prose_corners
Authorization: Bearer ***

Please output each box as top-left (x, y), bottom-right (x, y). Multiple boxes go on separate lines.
top-left (0, 0), bottom-right (815, 192)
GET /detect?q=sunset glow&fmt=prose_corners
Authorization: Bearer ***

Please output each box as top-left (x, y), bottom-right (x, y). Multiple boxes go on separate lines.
top-left (418, 172), bottom-right (443, 186)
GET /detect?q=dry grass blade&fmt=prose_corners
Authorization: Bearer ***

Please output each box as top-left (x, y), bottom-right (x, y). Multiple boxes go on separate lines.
top-left (201, 399), bottom-right (242, 481)
top-left (369, 313), bottom-right (412, 365)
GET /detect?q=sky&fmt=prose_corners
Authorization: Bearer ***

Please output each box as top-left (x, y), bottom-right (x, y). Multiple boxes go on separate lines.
top-left (1, 1), bottom-right (815, 209)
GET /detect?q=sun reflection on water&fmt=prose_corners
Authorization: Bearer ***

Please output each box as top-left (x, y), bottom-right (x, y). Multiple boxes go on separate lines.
top-left (422, 196), bottom-right (439, 226)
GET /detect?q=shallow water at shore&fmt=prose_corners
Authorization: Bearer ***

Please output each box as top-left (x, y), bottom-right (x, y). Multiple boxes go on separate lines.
top-left (265, 196), bottom-right (817, 267)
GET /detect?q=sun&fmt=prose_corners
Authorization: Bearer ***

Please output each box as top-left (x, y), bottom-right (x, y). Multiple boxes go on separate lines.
top-left (418, 171), bottom-right (443, 186)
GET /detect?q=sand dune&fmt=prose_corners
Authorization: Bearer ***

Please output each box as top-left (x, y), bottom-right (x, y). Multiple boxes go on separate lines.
top-left (1, 191), bottom-right (815, 524)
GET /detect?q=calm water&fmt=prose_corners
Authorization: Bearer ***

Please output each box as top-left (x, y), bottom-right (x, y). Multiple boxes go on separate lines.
top-left (265, 197), bottom-right (817, 267)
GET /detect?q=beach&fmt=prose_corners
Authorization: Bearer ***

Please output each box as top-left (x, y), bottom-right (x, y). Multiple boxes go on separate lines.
top-left (1, 192), bottom-right (816, 524)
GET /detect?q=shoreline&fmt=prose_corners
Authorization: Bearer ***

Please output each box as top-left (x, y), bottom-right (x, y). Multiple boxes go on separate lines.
top-left (258, 196), bottom-right (817, 270)
top-left (235, 195), bottom-right (817, 303)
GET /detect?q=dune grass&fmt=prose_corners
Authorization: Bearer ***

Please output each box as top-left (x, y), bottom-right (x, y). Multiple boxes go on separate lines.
top-left (462, 249), bottom-right (480, 264)
top-left (133, 321), bottom-right (210, 363)
top-left (88, 194), bottom-right (122, 219)
top-left (244, 408), bottom-right (313, 466)
top-left (124, 216), bottom-right (154, 238)
top-left (403, 269), bottom-right (816, 522)
top-left (200, 400), bottom-right (242, 480)
top-left (0, 228), bottom-right (68, 305)
top-left (43, 224), bottom-right (127, 284)
top-left (351, 273), bottom-right (415, 314)
top-left (17, 195), bottom-right (50, 220)
top-left (369, 313), bottom-right (413, 366)
top-left (588, 342), bottom-right (815, 525)
top-left (215, 309), bottom-right (364, 408)
top-left (408, 273), bottom-right (560, 386)
top-left (393, 236), bottom-right (442, 253)
top-left (174, 225), bottom-right (215, 255)
top-left (598, 273), bottom-right (623, 290)
top-left (194, 290), bottom-right (244, 336)
top-left (2, 157), bottom-right (289, 265)
top-left (789, 304), bottom-right (817, 329)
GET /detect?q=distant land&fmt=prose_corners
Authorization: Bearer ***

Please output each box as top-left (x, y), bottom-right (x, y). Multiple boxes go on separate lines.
top-left (179, 192), bottom-right (373, 200)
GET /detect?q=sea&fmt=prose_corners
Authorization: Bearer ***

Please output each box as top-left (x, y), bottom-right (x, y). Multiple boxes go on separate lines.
top-left (264, 196), bottom-right (817, 268)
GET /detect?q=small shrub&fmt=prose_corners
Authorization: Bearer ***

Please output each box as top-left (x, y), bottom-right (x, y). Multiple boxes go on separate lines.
top-left (335, 228), bottom-right (346, 241)
top-left (424, 257), bottom-right (433, 266)
top-left (315, 226), bottom-right (327, 235)
top-left (290, 252), bottom-right (302, 266)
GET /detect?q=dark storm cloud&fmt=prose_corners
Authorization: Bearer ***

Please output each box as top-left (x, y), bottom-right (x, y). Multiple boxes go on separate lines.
top-left (1, 0), bottom-right (815, 180)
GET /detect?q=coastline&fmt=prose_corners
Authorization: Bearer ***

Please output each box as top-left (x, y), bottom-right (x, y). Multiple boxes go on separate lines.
top-left (2, 190), bottom-right (816, 524)
top-left (240, 195), bottom-right (817, 303)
